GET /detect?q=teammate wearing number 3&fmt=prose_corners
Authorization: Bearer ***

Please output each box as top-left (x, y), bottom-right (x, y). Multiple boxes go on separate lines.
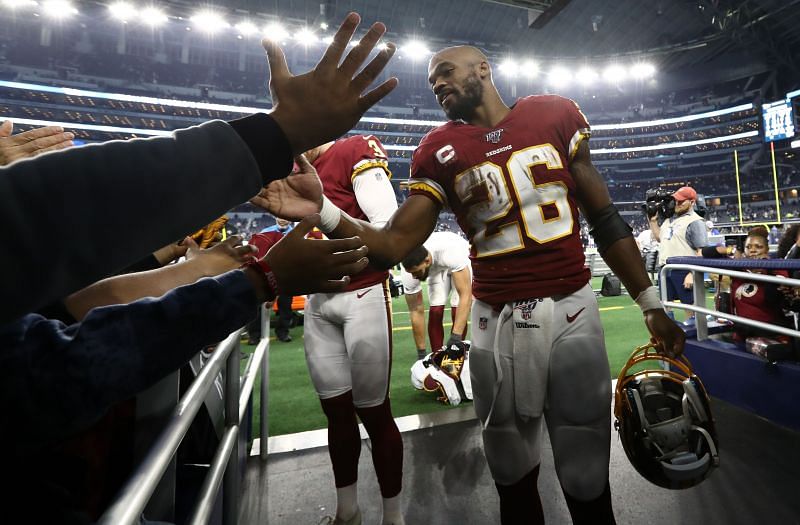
top-left (261, 45), bottom-right (685, 524)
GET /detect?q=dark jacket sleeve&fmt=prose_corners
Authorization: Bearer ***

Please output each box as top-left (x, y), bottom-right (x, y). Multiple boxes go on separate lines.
top-left (0, 269), bottom-right (258, 455)
top-left (0, 117), bottom-right (289, 322)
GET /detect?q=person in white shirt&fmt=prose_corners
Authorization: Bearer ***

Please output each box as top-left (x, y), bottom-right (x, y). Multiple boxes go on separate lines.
top-left (400, 231), bottom-right (472, 360)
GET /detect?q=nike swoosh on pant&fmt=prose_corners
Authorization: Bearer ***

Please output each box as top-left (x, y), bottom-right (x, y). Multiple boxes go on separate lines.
top-left (566, 307), bottom-right (586, 323)
top-left (356, 289), bottom-right (372, 299)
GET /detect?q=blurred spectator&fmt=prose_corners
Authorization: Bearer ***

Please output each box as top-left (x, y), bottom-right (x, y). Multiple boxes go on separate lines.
top-left (730, 226), bottom-right (789, 340)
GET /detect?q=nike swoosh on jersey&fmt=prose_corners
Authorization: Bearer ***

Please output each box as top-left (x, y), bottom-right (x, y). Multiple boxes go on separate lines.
top-left (356, 289), bottom-right (372, 299)
top-left (566, 307), bottom-right (586, 323)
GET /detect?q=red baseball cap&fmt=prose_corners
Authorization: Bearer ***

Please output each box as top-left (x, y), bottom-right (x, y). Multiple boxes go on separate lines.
top-left (672, 186), bottom-right (697, 202)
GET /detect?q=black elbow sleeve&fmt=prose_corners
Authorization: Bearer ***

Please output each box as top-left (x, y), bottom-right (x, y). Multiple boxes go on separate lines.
top-left (588, 204), bottom-right (633, 255)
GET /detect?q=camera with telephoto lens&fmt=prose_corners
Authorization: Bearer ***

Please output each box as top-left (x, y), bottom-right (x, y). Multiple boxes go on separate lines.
top-left (641, 188), bottom-right (676, 222)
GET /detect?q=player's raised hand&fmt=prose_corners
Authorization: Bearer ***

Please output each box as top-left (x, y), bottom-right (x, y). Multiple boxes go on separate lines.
top-left (0, 121), bottom-right (74, 166)
top-left (263, 12), bottom-right (398, 155)
top-left (644, 308), bottom-right (686, 358)
top-left (250, 154), bottom-right (323, 219)
top-left (265, 214), bottom-right (369, 294)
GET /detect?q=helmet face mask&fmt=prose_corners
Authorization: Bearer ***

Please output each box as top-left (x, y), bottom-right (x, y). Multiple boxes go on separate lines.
top-left (615, 344), bottom-right (720, 489)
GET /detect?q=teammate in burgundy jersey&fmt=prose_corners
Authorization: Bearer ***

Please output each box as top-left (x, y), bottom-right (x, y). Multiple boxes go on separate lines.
top-left (263, 45), bottom-right (685, 525)
top-left (302, 135), bottom-right (404, 525)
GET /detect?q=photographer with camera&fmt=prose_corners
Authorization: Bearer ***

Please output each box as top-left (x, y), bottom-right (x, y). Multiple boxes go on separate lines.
top-left (647, 186), bottom-right (708, 325)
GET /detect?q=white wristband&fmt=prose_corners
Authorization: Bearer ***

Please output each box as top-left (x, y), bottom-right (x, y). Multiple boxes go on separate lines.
top-left (318, 195), bottom-right (342, 233)
top-left (635, 286), bottom-right (663, 313)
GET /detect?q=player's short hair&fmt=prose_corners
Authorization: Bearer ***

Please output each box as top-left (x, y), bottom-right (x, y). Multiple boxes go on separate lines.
top-left (402, 246), bottom-right (430, 269)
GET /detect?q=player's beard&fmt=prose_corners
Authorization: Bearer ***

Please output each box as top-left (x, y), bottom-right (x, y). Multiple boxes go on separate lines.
top-left (443, 72), bottom-right (483, 122)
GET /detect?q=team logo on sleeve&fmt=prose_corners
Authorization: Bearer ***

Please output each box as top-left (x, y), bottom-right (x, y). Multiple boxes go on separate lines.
top-left (435, 145), bottom-right (456, 165)
top-left (479, 317), bottom-right (488, 330)
top-left (485, 129), bottom-right (504, 144)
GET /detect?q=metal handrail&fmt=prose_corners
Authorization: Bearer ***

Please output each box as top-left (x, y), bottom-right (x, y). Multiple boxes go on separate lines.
top-left (660, 263), bottom-right (800, 341)
top-left (98, 308), bottom-right (271, 525)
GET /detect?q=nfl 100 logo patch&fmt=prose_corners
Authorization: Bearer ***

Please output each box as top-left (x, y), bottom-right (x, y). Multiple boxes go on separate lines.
top-left (485, 129), bottom-right (504, 144)
top-left (513, 299), bottom-right (541, 320)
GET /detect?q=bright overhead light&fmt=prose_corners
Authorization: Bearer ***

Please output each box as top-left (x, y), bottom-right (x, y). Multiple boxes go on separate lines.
top-left (377, 42), bottom-right (389, 51)
top-left (319, 21), bottom-right (328, 30)
top-left (140, 6), bottom-right (168, 26)
top-left (498, 59), bottom-right (519, 77)
top-left (576, 66), bottom-right (598, 85)
top-left (322, 34), bottom-right (335, 45)
top-left (108, 1), bottom-right (134, 21)
top-left (603, 64), bottom-right (627, 82)
top-left (403, 40), bottom-right (431, 60)
top-left (2, 0), bottom-right (38, 9)
top-left (191, 10), bottom-right (229, 34)
top-left (548, 66), bottom-right (572, 86)
top-left (235, 21), bottom-right (258, 36)
top-left (630, 62), bottom-right (656, 79)
top-left (42, 0), bottom-right (77, 18)
top-left (263, 22), bottom-right (289, 42)
top-left (295, 28), bottom-right (318, 46)
top-left (520, 60), bottom-right (539, 78)
top-left (350, 39), bottom-right (360, 47)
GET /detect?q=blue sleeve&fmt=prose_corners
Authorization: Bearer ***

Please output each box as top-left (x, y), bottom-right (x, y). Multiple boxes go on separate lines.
top-left (0, 270), bottom-right (257, 455)
top-left (0, 121), bottom-right (264, 323)
top-left (685, 220), bottom-right (708, 250)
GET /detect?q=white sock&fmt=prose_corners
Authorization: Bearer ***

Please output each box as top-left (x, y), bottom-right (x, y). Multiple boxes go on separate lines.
top-left (381, 493), bottom-right (405, 525)
top-left (336, 483), bottom-right (358, 520)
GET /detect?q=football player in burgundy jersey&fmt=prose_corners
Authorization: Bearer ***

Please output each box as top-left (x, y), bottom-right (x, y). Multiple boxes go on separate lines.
top-left (302, 135), bottom-right (404, 525)
top-left (257, 45), bottom-right (685, 525)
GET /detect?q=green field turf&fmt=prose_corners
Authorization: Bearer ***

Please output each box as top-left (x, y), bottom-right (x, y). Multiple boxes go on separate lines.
top-left (244, 277), bottom-right (708, 436)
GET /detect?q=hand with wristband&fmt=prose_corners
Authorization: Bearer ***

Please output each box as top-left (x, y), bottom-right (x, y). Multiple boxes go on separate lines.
top-left (242, 215), bottom-right (369, 302)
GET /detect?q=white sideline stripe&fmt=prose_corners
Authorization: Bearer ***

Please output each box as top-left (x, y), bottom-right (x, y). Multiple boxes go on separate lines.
top-left (250, 379), bottom-right (620, 456)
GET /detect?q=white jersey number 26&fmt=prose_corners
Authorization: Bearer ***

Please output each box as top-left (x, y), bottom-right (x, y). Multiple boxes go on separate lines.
top-left (454, 144), bottom-right (574, 258)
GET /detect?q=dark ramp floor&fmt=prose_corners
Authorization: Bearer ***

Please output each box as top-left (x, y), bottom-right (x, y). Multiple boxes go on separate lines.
top-left (240, 399), bottom-right (800, 525)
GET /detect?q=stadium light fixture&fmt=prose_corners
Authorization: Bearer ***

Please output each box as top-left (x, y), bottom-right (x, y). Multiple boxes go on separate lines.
top-left (520, 60), bottom-right (539, 78)
top-left (319, 21), bottom-right (328, 30)
top-left (576, 66), bottom-right (598, 85)
top-left (322, 34), bottom-right (335, 45)
top-left (263, 22), bottom-right (289, 42)
top-left (191, 10), bottom-right (229, 34)
top-left (630, 62), bottom-right (656, 79)
top-left (234, 21), bottom-right (258, 36)
top-left (377, 42), bottom-right (389, 51)
top-left (2, 0), bottom-right (38, 9)
top-left (42, 0), bottom-right (77, 18)
top-left (603, 64), bottom-right (627, 82)
top-left (498, 58), bottom-right (519, 78)
top-left (294, 28), bottom-right (318, 46)
top-left (548, 66), bottom-right (572, 87)
top-left (403, 40), bottom-right (431, 60)
top-left (108, 1), bottom-right (135, 22)
top-left (140, 6), bottom-right (168, 26)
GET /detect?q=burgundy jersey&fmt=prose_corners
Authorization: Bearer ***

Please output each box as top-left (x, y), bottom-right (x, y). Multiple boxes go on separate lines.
top-left (732, 270), bottom-right (788, 324)
top-left (409, 95), bottom-right (591, 306)
top-left (313, 135), bottom-right (392, 291)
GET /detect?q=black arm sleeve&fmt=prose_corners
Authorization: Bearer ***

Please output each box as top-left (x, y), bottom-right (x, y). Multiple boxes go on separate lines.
top-left (0, 119), bottom-right (289, 322)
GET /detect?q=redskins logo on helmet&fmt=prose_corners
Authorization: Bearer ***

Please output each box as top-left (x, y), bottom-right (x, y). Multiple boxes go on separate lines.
top-left (409, 342), bottom-right (473, 406)
top-left (614, 343), bottom-right (720, 489)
